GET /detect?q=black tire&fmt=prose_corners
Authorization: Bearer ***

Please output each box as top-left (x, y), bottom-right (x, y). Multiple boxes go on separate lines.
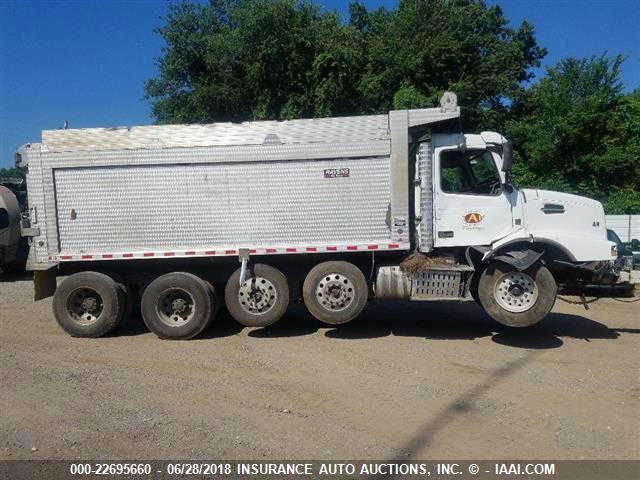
top-left (303, 261), bottom-right (368, 325)
top-left (117, 282), bottom-right (138, 326)
top-left (478, 262), bottom-right (557, 327)
top-left (108, 273), bottom-right (136, 325)
top-left (205, 281), bottom-right (221, 327)
top-left (469, 272), bottom-right (480, 303)
top-left (141, 272), bottom-right (215, 339)
top-left (52, 271), bottom-right (124, 337)
top-left (225, 263), bottom-right (289, 327)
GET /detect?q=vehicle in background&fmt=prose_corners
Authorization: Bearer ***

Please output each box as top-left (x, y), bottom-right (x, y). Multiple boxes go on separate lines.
top-left (629, 239), bottom-right (640, 267)
top-left (605, 215), bottom-right (640, 269)
top-left (607, 229), bottom-right (634, 271)
top-left (0, 176), bottom-right (27, 207)
top-left (0, 185), bottom-right (21, 273)
top-left (16, 92), bottom-right (620, 339)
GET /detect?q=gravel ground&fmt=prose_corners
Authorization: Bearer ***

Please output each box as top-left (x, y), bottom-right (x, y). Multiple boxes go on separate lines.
top-left (1, 274), bottom-right (638, 460)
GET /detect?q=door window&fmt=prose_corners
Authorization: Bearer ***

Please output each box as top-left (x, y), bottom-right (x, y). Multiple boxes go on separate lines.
top-left (440, 149), bottom-right (501, 195)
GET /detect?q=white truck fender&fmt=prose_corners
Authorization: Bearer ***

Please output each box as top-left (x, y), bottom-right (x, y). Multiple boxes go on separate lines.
top-left (481, 228), bottom-right (580, 271)
top-left (481, 229), bottom-right (533, 262)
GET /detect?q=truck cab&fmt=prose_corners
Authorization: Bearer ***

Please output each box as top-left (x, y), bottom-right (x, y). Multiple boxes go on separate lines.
top-left (428, 132), bottom-right (614, 265)
top-left (399, 131), bottom-right (618, 326)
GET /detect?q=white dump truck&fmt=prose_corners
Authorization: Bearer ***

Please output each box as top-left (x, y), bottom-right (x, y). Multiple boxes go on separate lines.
top-left (16, 93), bottom-right (619, 339)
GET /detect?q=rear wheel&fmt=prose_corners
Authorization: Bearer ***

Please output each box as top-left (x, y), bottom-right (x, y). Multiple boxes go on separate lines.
top-left (478, 262), bottom-right (556, 327)
top-left (53, 271), bottom-right (125, 337)
top-left (303, 261), bottom-right (368, 325)
top-left (141, 272), bottom-right (215, 339)
top-left (225, 263), bottom-right (289, 327)
top-left (469, 272), bottom-right (480, 303)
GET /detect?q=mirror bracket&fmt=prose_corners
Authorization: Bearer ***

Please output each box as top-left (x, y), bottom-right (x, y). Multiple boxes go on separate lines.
top-left (501, 141), bottom-right (513, 172)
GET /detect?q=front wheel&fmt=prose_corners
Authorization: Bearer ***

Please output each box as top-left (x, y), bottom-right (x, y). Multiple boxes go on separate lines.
top-left (477, 262), bottom-right (557, 327)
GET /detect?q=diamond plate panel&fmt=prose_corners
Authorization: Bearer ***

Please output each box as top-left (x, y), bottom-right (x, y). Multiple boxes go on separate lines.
top-left (410, 270), bottom-right (464, 299)
top-left (20, 148), bottom-right (51, 263)
top-left (54, 157), bottom-right (392, 253)
top-left (418, 142), bottom-right (434, 252)
top-left (43, 114), bottom-right (390, 153)
top-left (41, 140), bottom-right (390, 168)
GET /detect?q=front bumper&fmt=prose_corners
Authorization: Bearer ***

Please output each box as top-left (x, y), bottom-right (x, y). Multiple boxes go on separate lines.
top-left (583, 260), bottom-right (620, 284)
top-left (553, 259), bottom-right (619, 285)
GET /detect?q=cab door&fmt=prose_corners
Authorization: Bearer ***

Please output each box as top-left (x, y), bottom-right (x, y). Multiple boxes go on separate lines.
top-left (433, 146), bottom-right (514, 247)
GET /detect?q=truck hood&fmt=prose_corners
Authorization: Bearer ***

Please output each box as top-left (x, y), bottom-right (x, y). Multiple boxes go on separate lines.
top-left (521, 188), bottom-right (607, 241)
top-left (522, 188), bottom-right (603, 209)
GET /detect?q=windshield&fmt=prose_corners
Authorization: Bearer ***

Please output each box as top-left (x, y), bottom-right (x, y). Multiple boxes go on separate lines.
top-left (440, 149), bottom-right (501, 195)
top-left (607, 229), bottom-right (622, 246)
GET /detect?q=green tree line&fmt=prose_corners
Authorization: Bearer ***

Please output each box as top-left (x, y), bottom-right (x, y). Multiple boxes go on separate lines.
top-left (145, 0), bottom-right (640, 213)
top-left (0, 167), bottom-right (24, 181)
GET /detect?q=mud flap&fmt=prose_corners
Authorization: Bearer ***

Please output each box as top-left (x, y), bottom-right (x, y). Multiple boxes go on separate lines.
top-left (492, 249), bottom-right (544, 271)
top-left (34, 268), bottom-right (57, 301)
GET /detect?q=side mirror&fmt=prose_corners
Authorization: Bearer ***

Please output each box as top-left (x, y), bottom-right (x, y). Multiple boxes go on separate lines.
top-left (0, 208), bottom-right (9, 229)
top-left (501, 141), bottom-right (513, 172)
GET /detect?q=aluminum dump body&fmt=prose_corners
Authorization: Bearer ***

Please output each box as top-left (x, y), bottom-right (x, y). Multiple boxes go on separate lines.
top-left (18, 103), bottom-right (459, 267)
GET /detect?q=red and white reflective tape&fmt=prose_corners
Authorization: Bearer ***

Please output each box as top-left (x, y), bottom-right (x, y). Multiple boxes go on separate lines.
top-left (49, 242), bottom-right (410, 262)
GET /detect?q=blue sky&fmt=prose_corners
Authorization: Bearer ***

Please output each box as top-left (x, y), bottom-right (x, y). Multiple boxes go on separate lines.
top-left (1, 0), bottom-right (638, 168)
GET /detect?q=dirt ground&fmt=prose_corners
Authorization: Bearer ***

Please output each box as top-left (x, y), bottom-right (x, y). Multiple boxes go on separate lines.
top-left (1, 274), bottom-right (638, 460)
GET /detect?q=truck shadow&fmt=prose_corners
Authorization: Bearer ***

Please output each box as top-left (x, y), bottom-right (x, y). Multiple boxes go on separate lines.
top-left (116, 299), bottom-right (635, 347)
top-left (0, 271), bottom-right (31, 282)
top-left (115, 309), bottom-right (247, 338)
top-left (252, 300), bottom-right (627, 349)
top-left (332, 300), bottom-right (625, 349)
top-left (247, 304), bottom-right (321, 339)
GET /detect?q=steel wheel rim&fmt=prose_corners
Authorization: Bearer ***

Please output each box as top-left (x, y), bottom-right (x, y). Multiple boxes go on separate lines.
top-left (494, 271), bottom-right (538, 313)
top-left (238, 276), bottom-right (277, 315)
top-left (67, 287), bottom-right (104, 325)
top-left (315, 273), bottom-right (355, 312)
top-left (156, 288), bottom-right (195, 327)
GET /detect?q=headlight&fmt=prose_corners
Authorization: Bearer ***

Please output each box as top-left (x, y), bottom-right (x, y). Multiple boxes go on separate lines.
top-left (611, 245), bottom-right (618, 258)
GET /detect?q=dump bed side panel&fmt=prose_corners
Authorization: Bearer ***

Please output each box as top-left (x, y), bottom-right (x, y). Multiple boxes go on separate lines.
top-left (24, 104), bottom-right (462, 265)
top-left (53, 156), bottom-right (394, 256)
